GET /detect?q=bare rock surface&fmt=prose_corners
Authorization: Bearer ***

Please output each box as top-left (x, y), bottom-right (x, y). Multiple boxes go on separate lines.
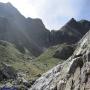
top-left (29, 30), bottom-right (90, 90)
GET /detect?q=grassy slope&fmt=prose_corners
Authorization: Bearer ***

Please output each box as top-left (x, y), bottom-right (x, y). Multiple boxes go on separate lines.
top-left (0, 41), bottom-right (66, 81)
top-left (0, 41), bottom-right (43, 80)
top-left (33, 45), bottom-right (64, 72)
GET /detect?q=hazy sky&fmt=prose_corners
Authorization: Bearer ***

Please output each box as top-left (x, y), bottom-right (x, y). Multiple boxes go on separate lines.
top-left (0, 0), bottom-right (89, 30)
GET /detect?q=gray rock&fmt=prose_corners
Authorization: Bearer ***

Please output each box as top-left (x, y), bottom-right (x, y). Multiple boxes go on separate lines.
top-left (0, 63), bottom-right (17, 80)
top-left (29, 30), bottom-right (90, 90)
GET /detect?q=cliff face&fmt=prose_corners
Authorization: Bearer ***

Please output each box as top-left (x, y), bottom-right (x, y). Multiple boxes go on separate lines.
top-left (49, 18), bottom-right (90, 45)
top-left (30, 30), bottom-right (90, 90)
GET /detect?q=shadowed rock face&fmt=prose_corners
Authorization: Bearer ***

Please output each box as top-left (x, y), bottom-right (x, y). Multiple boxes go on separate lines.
top-left (29, 30), bottom-right (90, 90)
top-left (53, 44), bottom-right (75, 60)
top-left (49, 18), bottom-right (90, 45)
top-left (0, 3), bottom-right (90, 57)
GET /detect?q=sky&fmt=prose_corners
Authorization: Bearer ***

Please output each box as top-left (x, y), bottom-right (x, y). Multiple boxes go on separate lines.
top-left (0, 0), bottom-right (89, 30)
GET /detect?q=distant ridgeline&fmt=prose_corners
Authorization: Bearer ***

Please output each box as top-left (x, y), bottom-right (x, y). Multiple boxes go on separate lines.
top-left (0, 2), bottom-right (90, 57)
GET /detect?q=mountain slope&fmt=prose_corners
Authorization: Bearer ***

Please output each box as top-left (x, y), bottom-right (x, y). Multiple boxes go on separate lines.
top-left (0, 2), bottom-right (90, 57)
top-left (0, 2), bottom-right (49, 56)
top-left (30, 29), bottom-right (90, 90)
top-left (34, 43), bottom-right (75, 72)
top-left (0, 40), bottom-right (45, 81)
top-left (49, 18), bottom-right (90, 45)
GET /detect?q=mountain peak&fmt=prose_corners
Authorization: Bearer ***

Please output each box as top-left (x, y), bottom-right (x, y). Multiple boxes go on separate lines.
top-left (27, 18), bottom-right (44, 24)
top-left (70, 18), bottom-right (76, 21)
top-left (0, 2), bottom-right (25, 19)
top-left (26, 18), bottom-right (46, 29)
top-left (66, 18), bottom-right (77, 26)
top-left (0, 2), bottom-right (12, 6)
top-left (6, 2), bottom-right (13, 7)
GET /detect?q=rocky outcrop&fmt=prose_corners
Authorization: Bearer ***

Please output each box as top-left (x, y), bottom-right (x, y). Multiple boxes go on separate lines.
top-left (29, 30), bottom-right (90, 90)
top-left (0, 63), bottom-right (17, 80)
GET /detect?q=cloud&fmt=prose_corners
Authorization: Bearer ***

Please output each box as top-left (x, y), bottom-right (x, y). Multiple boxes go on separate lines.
top-left (0, 0), bottom-right (89, 30)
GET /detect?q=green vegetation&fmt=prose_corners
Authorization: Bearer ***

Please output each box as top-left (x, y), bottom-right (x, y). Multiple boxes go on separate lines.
top-left (0, 40), bottom-right (42, 80)
top-left (0, 41), bottom-right (61, 81)
top-left (53, 43), bottom-right (75, 59)
top-left (0, 41), bottom-right (75, 82)
top-left (33, 44), bottom-right (65, 71)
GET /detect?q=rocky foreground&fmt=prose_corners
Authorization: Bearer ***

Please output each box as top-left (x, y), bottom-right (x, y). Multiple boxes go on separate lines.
top-left (29, 30), bottom-right (90, 90)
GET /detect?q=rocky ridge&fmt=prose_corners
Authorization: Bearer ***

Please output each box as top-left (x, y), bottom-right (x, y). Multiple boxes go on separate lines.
top-left (29, 30), bottom-right (90, 90)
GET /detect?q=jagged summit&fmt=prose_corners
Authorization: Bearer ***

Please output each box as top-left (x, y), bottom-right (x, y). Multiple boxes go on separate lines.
top-left (66, 18), bottom-right (77, 26)
top-left (26, 18), bottom-right (46, 29)
top-left (0, 2), bottom-right (25, 20)
top-left (0, 2), bottom-right (18, 9)
top-left (0, 2), bottom-right (13, 7)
